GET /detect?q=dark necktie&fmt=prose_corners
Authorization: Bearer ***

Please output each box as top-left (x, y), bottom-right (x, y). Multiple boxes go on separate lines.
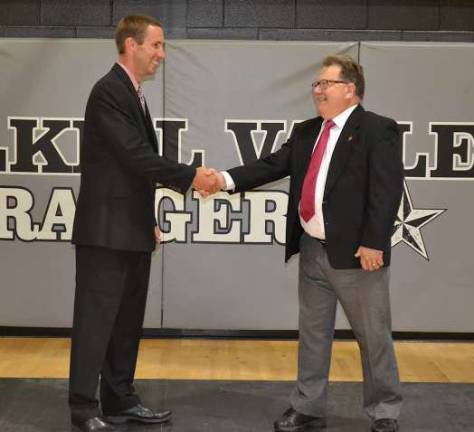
top-left (137, 85), bottom-right (146, 113)
top-left (300, 119), bottom-right (335, 222)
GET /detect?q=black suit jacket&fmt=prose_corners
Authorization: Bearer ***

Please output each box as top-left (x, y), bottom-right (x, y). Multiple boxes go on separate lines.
top-left (228, 105), bottom-right (404, 268)
top-left (72, 63), bottom-right (196, 252)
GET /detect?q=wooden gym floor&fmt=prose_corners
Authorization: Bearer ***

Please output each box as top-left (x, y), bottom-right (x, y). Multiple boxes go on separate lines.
top-left (0, 338), bottom-right (473, 382)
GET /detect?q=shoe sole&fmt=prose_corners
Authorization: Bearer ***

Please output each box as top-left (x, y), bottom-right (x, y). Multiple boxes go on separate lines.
top-left (71, 423), bottom-right (116, 431)
top-left (371, 428), bottom-right (399, 432)
top-left (274, 419), bottom-right (327, 432)
top-left (104, 414), bottom-right (172, 425)
top-left (371, 426), bottom-right (399, 432)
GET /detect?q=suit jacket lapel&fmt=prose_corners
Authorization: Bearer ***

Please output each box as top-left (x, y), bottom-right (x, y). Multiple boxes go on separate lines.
top-left (300, 118), bottom-right (323, 170)
top-left (112, 64), bottom-right (158, 153)
top-left (112, 63), bottom-right (142, 110)
top-left (324, 104), bottom-right (364, 198)
top-left (144, 103), bottom-right (158, 153)
top-left (294, 117), bottom-right (324, 199)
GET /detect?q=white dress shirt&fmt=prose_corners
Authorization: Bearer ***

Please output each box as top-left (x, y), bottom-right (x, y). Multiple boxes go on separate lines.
top-left (300, 104), bottom-right (358, 239)
top-left (222, 104), bottom-right (358, 240)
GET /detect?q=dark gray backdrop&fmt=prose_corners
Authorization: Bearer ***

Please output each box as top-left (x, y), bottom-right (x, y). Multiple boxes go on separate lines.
top-left (0, 39), bottom-right (472, 331)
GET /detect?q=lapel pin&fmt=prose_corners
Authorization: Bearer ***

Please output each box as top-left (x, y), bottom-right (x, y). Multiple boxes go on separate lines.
top-left (348, 135), bottom-right (353, 141)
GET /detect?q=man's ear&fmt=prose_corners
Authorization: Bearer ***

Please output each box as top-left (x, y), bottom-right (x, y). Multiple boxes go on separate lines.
top-left (124, 36), bottom-right (136, 54)
top-left (345, 82), bottom-right (356, 99)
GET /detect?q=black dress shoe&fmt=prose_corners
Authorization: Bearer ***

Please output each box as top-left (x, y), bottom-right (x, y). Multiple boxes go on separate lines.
top-left (274, 407), bottom-right (326, 431)
top-left (371, 418), bottom-right (399, 432)
top-left (71, 416), bottom-right (117, 432)
top-left (105, 403), bottom-right (172, 424)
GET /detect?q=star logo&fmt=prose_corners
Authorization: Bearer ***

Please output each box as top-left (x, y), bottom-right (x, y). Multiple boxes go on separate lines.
top-left (391, 181), bottom-right (446, 260)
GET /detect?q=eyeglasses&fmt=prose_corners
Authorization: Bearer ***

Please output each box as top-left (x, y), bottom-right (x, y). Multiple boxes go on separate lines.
top-left (311, 79), bottom-right (348, 90)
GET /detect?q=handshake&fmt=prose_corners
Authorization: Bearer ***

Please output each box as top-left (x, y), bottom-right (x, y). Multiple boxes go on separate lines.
top-left (191, 166), bottom-right (227, 197)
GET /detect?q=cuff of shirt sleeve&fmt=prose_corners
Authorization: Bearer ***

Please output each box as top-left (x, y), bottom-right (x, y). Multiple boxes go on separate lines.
top-left (221, 171), bottom-right (235, 191)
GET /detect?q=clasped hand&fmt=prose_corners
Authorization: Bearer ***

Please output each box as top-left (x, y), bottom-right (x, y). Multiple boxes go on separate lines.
top-left (355, 246), bottom-right (384, 272)
top-left (192, 166), bottom-right (225, 197)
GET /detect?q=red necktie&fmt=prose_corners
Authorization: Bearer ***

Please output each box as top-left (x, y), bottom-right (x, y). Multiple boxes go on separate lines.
top-left (300, 119), bottom-right (335, 222)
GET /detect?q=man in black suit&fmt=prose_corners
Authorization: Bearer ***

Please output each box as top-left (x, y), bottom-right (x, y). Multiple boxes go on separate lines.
top-left (213, 55), bottom-right (404, 432)
top-left (70, 15), bottom-right (217, 432)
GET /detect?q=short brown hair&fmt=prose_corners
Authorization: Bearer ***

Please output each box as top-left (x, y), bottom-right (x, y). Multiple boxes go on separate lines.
top-left (115, 15), bottom-right (162, 54)
top-left (323, 54), bottom-right (365, 99)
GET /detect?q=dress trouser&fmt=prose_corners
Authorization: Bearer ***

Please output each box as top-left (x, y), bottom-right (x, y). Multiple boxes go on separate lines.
top-left (69, 245), bottom-right (151, 422)
top-left (290, 233), bottom-right (402, 420)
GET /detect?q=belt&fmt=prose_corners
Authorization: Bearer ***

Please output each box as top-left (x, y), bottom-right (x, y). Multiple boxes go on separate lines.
top-left (302, 232), bottom-right (327, 248)
top-left (314, 237), bottom-right (327, 247)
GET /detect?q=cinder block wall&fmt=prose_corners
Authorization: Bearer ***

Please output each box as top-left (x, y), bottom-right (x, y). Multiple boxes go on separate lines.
top-left (0, 0), bottom-right (473, 41)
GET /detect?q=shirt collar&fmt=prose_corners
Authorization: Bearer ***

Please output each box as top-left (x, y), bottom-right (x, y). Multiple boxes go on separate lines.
top-left (329, 103), bottom-right (359, 130)
top-left (117, 62), bottom-right (140, 92)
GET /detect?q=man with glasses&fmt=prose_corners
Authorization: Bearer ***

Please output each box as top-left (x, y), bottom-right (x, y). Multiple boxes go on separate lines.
top-left (212, 54), bottom-right (403, 432)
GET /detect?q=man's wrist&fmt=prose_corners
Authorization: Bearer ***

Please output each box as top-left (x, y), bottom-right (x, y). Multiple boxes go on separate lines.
top-left (220, 171), bottom-right (235, 191)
